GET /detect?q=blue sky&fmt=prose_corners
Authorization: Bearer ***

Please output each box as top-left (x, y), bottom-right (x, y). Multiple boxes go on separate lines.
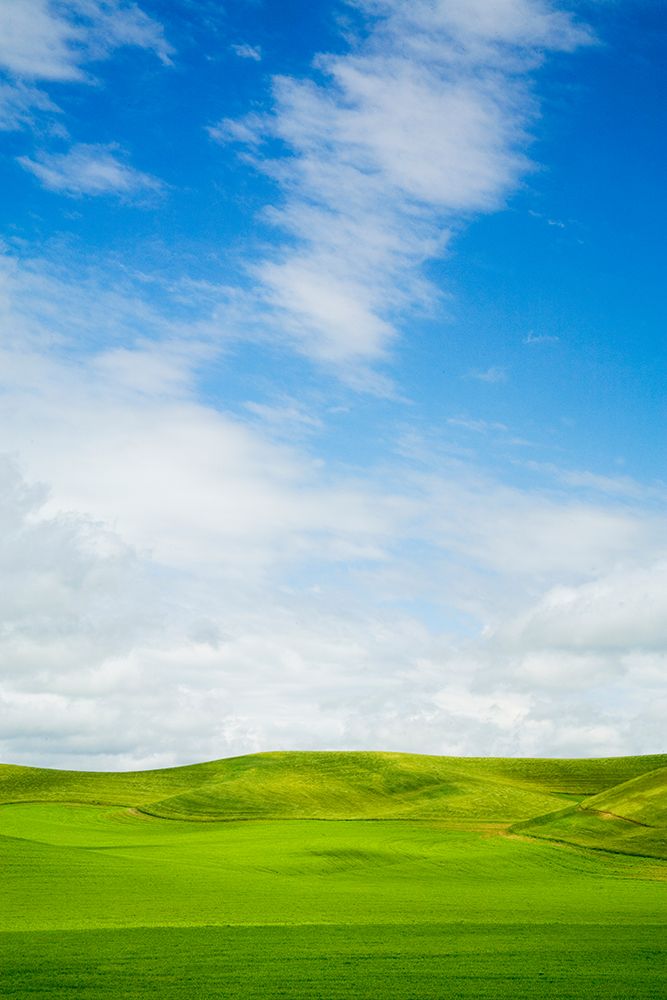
top-left (0, 0), bottom-right (665, 768)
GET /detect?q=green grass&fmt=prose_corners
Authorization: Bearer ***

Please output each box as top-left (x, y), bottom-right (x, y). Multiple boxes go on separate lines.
top-left (2, 924), bottom-right (664, 1000)
top-left (513, 765), bottom-right (667, 859)
top-left (3, 749), bottom-right (664, 817)
top-left (584, 765), bottom-right (667, 826)
top-left (1, 751), bottom-right (665, 998)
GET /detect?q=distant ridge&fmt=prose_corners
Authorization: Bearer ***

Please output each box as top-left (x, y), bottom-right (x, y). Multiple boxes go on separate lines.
top-left (1, 751), bottom-right (665, 857)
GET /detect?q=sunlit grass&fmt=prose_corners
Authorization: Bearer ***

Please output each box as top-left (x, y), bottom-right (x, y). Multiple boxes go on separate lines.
top-left (1, 751), bottom-right (665, 998)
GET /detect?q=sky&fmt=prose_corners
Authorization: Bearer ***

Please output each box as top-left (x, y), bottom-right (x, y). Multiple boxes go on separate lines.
top-left (0, 0), bottom-right (665, 770)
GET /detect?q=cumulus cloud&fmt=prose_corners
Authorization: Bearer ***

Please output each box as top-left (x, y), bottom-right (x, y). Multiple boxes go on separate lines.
top-left (0, 253), bottom-right (408, 576)
top-left (18, 142), bottom-right (163, 197)
top-left (0, 453), bottom-right (165, 768)
top-left (497, 561), bottom-right (667, 652)
top-left (211, 0), bottom-right (592, 372)
top-left (0, 250), bottom-right (665, 768)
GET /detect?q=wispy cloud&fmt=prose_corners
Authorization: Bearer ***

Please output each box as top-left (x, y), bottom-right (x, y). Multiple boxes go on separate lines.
top-left (0, 1), bottom-right (171, 178)
top-left (523, 331), bottom-right (559, 344)
top-left (18, 143), bottom-right (163, 198)
top-left (466, 365), bottom-right (507, 383)
top-left (243, 398), bottom-right (323, 436)
top-left (0, 0), bottom-right (171, 83)
top-left (211, 0), bottom-right (592, 375)
top-left (0, 80), bottom-right (60, 131)
top-left (447, 416), bottom-right (508, 433)
top-left (208, 114), bottom-right (265, 146)
top-left (519, 460), bottom-right (662, 501)
top-left (528, 209), bottom-right (568, 229)
top-left (231, 43), bottom-right (262, 61)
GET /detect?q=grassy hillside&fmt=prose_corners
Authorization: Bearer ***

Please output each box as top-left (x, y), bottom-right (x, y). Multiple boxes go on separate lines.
top-left (137, 752), bottom-right (573, 821)
top-left (0, 757), bottom-right (223, 807)
top-left (584, 765), bottom-right (667, 825)
top-left (2, 750), bottom-right (665, 822)
top-left (512, 765), bottom-right (667, 859)
top-left (1, 751), bottom-right (665, 999)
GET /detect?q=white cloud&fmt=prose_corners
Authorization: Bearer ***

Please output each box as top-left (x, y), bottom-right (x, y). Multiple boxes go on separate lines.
top-left (208, 113), bottom-right (265, 147)
top-left (0, 80), bottom-right (60, 131)
top-left (517, 460), bottom-right (661, 500)
top-left (528, 209), bottom-right (568, 229)
top-left (2, 424), bottom-right (665, 768)
top-left (243, 398), bottom-right (323, 436)
top-left (0, 249), bottom-right (665, 767)
top-left (427, 481), bottom-right (659, 583)
top-left (447, 417), bottom-right (508, 433)
top-left (0, 254), bottom-right (408, 576)
top-left (18, 142), bottom-right (163, 197)
top-left (0, 2), bottom-right (171, 184)
top-left (466, 365), bottom-right (507, 383)
top-left (211, 0), bottom-right (592, 372)
top-left (523, 331), bottom-right (559, 344)
top-left (231, 43), bottom-right (262, 61)
top-left (0, 0), bottom-right (171, 83)
top-left (497, 560), bottom-right (667, 653)
top-left (357, 0), bottom-right (593, 56)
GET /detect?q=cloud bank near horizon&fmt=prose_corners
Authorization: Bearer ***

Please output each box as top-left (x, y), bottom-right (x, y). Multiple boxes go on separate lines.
top-left (1, 248), bottom-right (665, 768)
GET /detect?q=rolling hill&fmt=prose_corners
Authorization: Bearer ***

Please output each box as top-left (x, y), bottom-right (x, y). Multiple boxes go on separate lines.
top-left (1, 751), bottom-right (665, 999)
top-left (512, 764), bottom-right (667, 859)
top-left (2, 750), bottom-right (665, 827)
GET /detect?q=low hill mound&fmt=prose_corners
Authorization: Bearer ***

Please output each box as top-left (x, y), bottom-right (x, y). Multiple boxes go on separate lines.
top-left (512, 766), bottom-right (667, 859)
top-left (583, 766), bottom-right (667, 826)
top-left (140, 751), bottom-right (567, 821)
top-left (1, 751), bottom-right (665, 829)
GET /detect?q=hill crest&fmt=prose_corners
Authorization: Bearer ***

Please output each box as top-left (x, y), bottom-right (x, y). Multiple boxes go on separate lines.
top-left (1, 751), bottom-right (665, 840)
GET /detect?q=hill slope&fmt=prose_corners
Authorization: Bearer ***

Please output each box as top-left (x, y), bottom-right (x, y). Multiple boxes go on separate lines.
top-left (512, 766), bottom-right (667, 859)
top-left (1, 751), bottom-right (665, 829)
top-left (1, 791), bottom-right (665, 997)
top-left (1, 751), bottom-right (665, 1000)
top-left (584, 765), bottom-right (667, 826)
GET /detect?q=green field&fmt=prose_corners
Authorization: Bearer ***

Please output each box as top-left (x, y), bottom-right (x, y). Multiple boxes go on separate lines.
top-left (1, 751), bottom-right (665, 998)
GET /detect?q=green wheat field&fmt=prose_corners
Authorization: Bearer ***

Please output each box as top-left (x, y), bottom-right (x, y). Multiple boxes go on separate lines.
top-left (1, 751), bottom-right (665, 998)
